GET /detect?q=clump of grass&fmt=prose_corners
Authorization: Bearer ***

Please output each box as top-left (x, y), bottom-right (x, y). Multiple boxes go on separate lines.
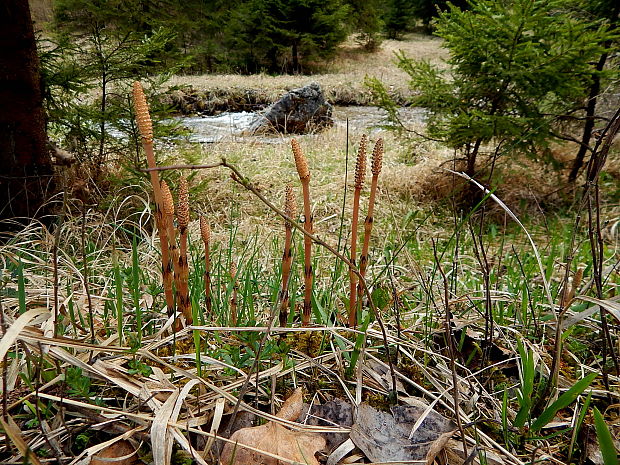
top-left (279, 185), bottom-right (297, 327)
top-left (348, 134), bottom-right (367, 327)
top-left (291, 139), bottom-right (313, 327)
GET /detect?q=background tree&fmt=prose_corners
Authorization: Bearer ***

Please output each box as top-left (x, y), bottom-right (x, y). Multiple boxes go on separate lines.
top-left (52, 0), bottom-right (181, 181)
top-left (346, 0), bottom-right (383, 50)
top-left (368, 0), bottom-right (616, 186)
top-left (0, 0), bottom-right (54, 222)
top-left (568, 0), bottom-right (620, 181)
top-left (410, 0), bottom-right (469, 32)
top-left (226, 0), bottom-right (349, 73)
top-left (383, 0), bottom-right (416, 39)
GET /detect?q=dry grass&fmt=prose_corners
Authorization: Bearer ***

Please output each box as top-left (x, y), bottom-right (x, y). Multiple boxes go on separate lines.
top-left (168, 34), bottom-right (448, 106)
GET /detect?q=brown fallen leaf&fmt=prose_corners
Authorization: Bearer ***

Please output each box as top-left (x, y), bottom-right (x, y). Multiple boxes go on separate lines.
top-left (350, 403), bottom-right (455, 464)
top-left (91, 440), bottom-right (139, 465)
top-left (221, 388), bottom-right (326, 465)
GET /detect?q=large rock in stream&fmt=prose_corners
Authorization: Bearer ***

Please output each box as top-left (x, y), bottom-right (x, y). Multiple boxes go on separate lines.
top-left (249, 82), bottom-right (333, 134)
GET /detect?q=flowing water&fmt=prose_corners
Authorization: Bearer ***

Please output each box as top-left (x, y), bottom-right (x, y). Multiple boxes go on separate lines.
top-left (175, 106), bottom-right (426, 143)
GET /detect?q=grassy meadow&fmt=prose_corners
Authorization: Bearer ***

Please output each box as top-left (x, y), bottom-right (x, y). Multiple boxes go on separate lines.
top-left (0, 34), bottom-right (619, 465)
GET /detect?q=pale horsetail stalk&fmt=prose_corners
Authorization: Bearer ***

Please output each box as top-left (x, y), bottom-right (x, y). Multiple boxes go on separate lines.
top-left (200, 216), bottom-right (213, 318)
top-left (279, 185), bottom-right (297, 326)
top-left (291, 139), bottom-right (313, 327)
top-left (132, 81), bottom-right (175, 319)
top-left (177, 177), bottom-right (192, 325)
top-left (357, 138), bottom-right (383, 310)
top-left (161, 180), bottom-right (181, 327)
top-left (348, 135), bottom-right (367, 327)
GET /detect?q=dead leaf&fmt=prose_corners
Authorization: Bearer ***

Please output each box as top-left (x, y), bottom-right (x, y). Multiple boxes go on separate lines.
top-left (221, 388), bottom-right (326, 465)
top-left (300, 398), bottom-right (353, 452)
top-left (91, 440), bottom-right (139, 465)
top-left (350, 403), bottom-right (455, 463)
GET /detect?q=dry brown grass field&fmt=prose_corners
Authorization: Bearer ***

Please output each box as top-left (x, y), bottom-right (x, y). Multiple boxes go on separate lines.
top-left (169, 33), bottom-right (448, 105)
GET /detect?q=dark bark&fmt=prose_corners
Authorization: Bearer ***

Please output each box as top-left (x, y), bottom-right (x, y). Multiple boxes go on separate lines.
top-left (292, 40), bottom-right (299, 73)
top-left (569, 3), bottom-right (620, 182)
top-left (569, 56), bottom-right (606, 183)
top-left (0, 0), bottom-right (54, 223)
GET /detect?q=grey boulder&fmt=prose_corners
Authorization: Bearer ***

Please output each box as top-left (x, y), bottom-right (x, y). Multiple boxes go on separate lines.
top-left (249, 82), bottom-right (334, 134)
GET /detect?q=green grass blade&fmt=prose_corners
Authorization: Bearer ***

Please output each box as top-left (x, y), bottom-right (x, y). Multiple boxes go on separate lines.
top-left (593, 407), bottom-right (619, 465)
top-left (530, 372), bottom-right (597, 432)
top-left (514, 340), bottom-right (535, 428)
top-left (568, 391), bottom-right (592, 463)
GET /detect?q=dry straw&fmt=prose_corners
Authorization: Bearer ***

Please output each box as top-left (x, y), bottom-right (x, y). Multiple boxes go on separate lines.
top-left (279, 185), bottom-right (297, 326)
top-left (357, 138), bottom-right (383, 307)
top-left (132, 81), bottom-right (175, 319)
top-left (200, 216), bottom-right (212, 318)
top-left (348, 135), bottom-right (367, 326)
top-left (291, 139), bottom-right (313, 326)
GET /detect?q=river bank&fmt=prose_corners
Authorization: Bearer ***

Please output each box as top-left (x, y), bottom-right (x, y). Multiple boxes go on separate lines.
top-left (162, 34), bottom-right (447, 115)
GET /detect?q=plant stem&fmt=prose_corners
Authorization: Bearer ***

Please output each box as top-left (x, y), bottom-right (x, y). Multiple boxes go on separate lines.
top-left (132, 82), bottom-right (175, 319)
top-left (200, 216), bottom-right (212, 318)
top-left (291, 139), bottom-right (314, 327)
top-left (348, 135), bottom-right (367, 327)
top-left (279, 185), bottom-right (296, 326)
top-left (357, 138), bottom-right (383, 317)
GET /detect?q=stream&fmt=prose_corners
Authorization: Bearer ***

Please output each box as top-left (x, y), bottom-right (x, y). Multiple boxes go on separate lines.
top-left (175, 106), bottom-right (426, 143)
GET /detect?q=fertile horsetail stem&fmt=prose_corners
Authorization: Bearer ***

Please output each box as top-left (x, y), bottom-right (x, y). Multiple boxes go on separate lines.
top-left (279, 185), bottom-right (297, 326)
top-left (357, 138), bottom-right (383, 311)
top-left (200, 216), bottom-right (212, 318)
top-left (291, 139), bottom-right (313, 327)
top-left (348, 135), bottom-right (367, 327)
top-left (161, 180), bottom-right (181, 325)
top-left (177, 177), bottom-right (192, 325)
top-left (132, 82), bottom-right (175, 320)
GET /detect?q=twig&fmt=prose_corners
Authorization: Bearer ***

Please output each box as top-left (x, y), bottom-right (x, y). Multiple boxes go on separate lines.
top-left (144, 162), bottom-right (224, 172)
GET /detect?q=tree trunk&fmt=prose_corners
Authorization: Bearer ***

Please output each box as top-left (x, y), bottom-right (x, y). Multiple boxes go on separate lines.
top-left (569, 3), bottom-right (619, 182)
top-left (569, 56), bottom-right (606, 183)
top-left (292, 40), bottom-right (299, 73)
top-left (0, 0), bottom-right (54, 223)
